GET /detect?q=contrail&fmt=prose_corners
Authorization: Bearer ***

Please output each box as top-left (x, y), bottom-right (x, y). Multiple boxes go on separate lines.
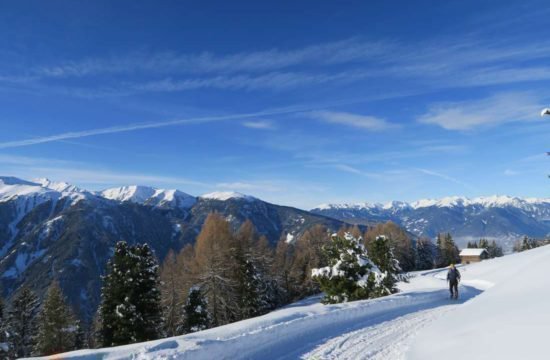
top-left (0, 105), bottom-right (313, 149)
top-left (0, 90), bottom-right (420, 149)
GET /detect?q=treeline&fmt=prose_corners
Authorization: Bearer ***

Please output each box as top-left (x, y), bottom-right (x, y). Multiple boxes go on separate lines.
top-left (0, 216), bottom-right (473, 358)
top-left (513, 236), bottom-right (550, 253)
top-left (466, 238), bottom-right (503, 258)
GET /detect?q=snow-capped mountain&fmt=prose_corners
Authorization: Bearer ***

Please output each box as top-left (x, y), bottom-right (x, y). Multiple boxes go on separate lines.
top-left (312, 195), bottom-right (550, 248)
top-left (200, 191), bottom-right (257, 202)
top-left (0, 176), bottom-right (345, 321)
top-left (101, 185), bottom-right (197, 209)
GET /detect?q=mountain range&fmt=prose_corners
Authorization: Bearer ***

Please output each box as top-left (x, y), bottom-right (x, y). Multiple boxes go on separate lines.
top-left (312, 196), bottom-right (550, 249)
top-left (0, 176), bottom-right (344, 321)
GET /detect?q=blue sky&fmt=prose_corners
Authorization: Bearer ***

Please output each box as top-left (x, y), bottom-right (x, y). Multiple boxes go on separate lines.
top-left (0, 0), bottom-right (549, 209)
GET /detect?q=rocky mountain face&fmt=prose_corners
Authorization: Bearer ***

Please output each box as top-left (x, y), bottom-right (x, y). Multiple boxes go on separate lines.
top-left (0, 177), bottom-right (345, 321)
top-left (312, 196), bottom-right (550, 249)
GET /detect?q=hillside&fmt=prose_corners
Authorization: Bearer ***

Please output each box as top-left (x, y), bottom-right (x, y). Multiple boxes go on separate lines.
top-left (30, 244), bottom-right (550, 360)
top-left (0, 176), bottom-right (346, 320)
top-left (312, 196), bottom-right (550, 249)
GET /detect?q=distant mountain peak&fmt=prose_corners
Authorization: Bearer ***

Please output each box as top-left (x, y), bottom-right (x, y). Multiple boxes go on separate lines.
top-left (33, 178), bottom-right (83, 193)
top-left (200, 191), bottom-right (257, 202)
top-left (100, 185), bottom-right (196, 209)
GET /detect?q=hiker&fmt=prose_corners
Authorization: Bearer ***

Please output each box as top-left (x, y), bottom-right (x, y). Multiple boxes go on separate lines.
top-left (447, 263), bottom-right (461, 299)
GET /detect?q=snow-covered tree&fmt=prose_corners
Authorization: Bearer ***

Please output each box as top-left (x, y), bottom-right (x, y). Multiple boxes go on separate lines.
top-left (34, 280), bottom-right (79, 356)
top-left (312, 233), bottom-right (385, 304)
top-left (365, 222), bottom-right (416, 272)
top-left (415, 237), bottom-right (435, 270)
top-left (368, 235), bottom-right (400, 294)
top-left (5, 287), bottom-right (39, 358)
top-left (181, 287), bottom-right (210, 333)
top-left (97, 241), bottom-right (163, 347)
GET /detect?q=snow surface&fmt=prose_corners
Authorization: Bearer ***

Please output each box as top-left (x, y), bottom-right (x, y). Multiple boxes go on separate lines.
top-left (30, 244), bottom-right (550, 360)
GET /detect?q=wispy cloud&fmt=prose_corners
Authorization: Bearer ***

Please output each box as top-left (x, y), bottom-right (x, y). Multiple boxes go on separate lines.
top-left (418, 92), bottom-right (545, 130)
top-left (242, 120), bottom-right (275, 130)
top-left (6, 36), bottom-right (550, 96)
top-left (31, 39), bottom-right (391, 78)
top-left (308, 110), bottom-right (396, 131)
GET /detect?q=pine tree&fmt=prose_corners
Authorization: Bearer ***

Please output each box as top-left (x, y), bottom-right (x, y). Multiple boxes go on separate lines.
top-left (34, 281), bottom-right (79, 356)
top-left (312, 233), bottom-right (384, 304)
top-left (436, 233), bottom-right (460, 267)
top-left (368, 235), bottom-right (400, 294)
top-left (365, 222), bottom-right (416, 272)
top-left (233, 221), bottom-right (262, 320)
top-left (97, 241), bottom-right (163, 347)
top-left (486, 240), bottom-right (503, 258)
top-left (415, 237), bottom-right (435, 270)
top-left (0, 296), bottom-right (7, 357)
top-left (181, 287), bottom-right (210, 333)
top-left (444, 233), bottom-right (460, 265)
top-left (5, 287), bottom-right (39, 358)
top-left (478, 238), bottom-right (489, 249)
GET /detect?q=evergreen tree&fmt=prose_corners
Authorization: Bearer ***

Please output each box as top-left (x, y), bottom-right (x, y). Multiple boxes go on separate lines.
top-left (436, 233), bottom-right (460, 267)
top-left (368, 235), bottom-right (400, 294)
top-left (486, 240), bottom-right (504, 258)
top-left (34, 281), bottom-right (79, 356)
top-left (478, 238), bottom-right (489, 249)
top-left (0, 296), bottom-right (7, 357)
top-left (5, 287), bottom-right (39, 358)
top-left (520, 236), bottom-right (533, 251)
top-left (365, 222), bottom-right (416, 272)
top-left (98, 242), bottom-right (163, 347)
top-left (415, 237), bottom-right (435, 270)
top-left (312, 233), bottom-right (384, 304)
top-left (444, 233), bottom-right (460, 265)
top-left (181, 287), bottom-right (210, 333)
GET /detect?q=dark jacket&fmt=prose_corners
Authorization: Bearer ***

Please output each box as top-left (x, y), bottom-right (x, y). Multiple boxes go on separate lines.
top-left (447, 268), bottom-right (461, 282)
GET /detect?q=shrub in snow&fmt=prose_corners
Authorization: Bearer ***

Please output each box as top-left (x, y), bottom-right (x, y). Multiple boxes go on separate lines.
top-left (311, 233), bottom-right (388, 304)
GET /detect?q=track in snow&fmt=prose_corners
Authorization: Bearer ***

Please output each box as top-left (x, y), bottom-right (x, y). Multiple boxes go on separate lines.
top-left (301, 302), bottom-right (451, 359)
top-left (297, 278), bottom-right (482, 359)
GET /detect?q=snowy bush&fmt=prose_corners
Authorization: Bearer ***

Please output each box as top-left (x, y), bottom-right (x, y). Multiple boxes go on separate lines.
top-left (311, 233), bottom-right (388, 304)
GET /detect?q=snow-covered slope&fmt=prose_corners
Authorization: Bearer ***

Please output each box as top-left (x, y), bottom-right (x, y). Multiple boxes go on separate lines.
top-left (101, 185), bottom-right (196, 209)
top-left (200, 191), bottom-right (257, 202)
top-left (33, 244), bottom-right (550, 360)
